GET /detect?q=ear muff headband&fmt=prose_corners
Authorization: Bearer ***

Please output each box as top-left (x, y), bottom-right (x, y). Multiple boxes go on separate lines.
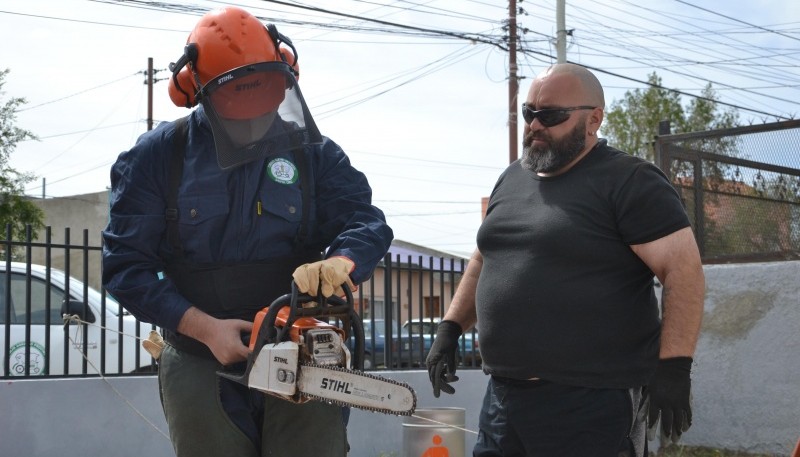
top-left (267, 24), bottom-right (299, 73)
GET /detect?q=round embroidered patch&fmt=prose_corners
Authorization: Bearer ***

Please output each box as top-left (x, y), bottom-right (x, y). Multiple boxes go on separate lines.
top-left (267, 158), bottom-right (298, 184)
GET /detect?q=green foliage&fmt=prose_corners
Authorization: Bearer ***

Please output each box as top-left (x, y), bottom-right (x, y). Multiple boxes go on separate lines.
top-left (603, 73), bottom-right (739, 161)
top-left (0, 68), bottom-right (44, 242)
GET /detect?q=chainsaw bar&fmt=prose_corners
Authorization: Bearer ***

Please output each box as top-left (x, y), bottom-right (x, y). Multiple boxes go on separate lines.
top-left (298, 363), bottom-right (417, 416)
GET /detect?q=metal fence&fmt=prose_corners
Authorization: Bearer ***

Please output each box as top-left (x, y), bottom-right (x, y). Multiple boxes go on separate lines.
top-left (355, 254), bottom-right (480, 371)
top-left (655, 119), bottom-right (800, 263)
top-left (1, 229), bottom-right (478, 379)
top-left (1, 227), bottom-right (157, 378)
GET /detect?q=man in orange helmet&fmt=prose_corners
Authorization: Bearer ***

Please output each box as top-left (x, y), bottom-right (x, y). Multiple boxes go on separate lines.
top-left (102, 6), bottom-right (393, 457)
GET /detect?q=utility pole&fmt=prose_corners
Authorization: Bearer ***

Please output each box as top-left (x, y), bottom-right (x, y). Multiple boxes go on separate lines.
top-left (147, 57), bottom-right (154, 131)
top-left (144, 58), bottom-right (168, 131)
top-left (556, 0), bottom-right (567, 63)
top-left (508, 0), bottom-right (519, 164)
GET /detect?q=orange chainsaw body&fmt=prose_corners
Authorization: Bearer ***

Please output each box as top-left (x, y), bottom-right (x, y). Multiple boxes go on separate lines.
top-left (249, 306), bottom-right (346, 351)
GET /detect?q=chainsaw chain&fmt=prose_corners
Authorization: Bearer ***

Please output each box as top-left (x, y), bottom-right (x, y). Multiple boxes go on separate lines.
top-left (299, 362), bottom-right (417, 416)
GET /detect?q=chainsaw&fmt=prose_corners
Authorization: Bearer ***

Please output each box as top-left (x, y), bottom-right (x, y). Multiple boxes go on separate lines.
top-left (218, 283), bottom-right (416, 416)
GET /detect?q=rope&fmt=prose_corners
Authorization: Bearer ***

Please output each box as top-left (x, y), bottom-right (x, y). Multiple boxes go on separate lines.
top-left (62, 314), bottom-right (170, 441)
top-left (62, 313), bottom-right (151, 340)
top-left (61, 314), bottom-right (480, 438)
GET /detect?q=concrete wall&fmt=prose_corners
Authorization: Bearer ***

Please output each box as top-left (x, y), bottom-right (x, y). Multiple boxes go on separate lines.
top-left (2, 261), bottom-right (799, 457)
top-left (683, 260), bottom-right (800, 455)
top-left (0, 371), bottom-right (483, 457)
top-left (28, 191), bottom-right (109, 291)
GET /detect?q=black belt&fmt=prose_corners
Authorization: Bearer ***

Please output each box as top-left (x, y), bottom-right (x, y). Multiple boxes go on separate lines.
top-left (491, 375), bottom-right (547, 387)
top-left (163, 330), bottom-right (253, 361)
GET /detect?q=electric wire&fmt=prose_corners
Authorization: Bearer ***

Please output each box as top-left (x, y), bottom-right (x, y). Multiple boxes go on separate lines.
top-left (565, 0), bottom-right (800, 93)
top-left (517, 0), bottom-right (799, 118)
top-left (8, 0), bottom-right (800, 203)
top-left (17, 72), bottom-right (141, 112)
top-left (673, 0), bottom-right (800, 43)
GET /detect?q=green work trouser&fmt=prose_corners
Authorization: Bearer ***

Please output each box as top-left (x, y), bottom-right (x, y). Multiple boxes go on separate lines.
top-left (158, 344), bottom-right (348, 457)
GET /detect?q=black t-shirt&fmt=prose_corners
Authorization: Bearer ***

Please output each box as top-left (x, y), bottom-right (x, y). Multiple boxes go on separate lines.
top-left (476, 140), bottom-right (690, 389)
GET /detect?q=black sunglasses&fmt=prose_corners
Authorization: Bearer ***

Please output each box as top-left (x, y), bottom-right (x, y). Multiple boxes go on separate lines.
top-left (521, 104), bottom-right (597, 127)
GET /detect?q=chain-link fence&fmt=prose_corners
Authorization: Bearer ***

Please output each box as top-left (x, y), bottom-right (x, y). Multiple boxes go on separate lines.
top-left (655, 119), bottom-right (800, 263)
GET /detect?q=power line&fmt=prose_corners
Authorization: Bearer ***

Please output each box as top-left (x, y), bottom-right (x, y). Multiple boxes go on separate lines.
top-left (18, 72), bottom-right (141, 112)
top-left (672, 0), bottom-right (800, 43)
top-left (345, 0), bottom-right (495, 23)
top-left (14, 1), bottom-right (798, 121)
top-left (583, 61), bottom-right (792, 120)
top-left (515, 43), bottom-right (792, 120)
top-left (517, 0), bottom-right (798, 120)
top-left (12, 0), bottom-right (800, 196)
top-left (0, 9), bottom-right (186, 33)
top-left (27, 122), bottom-right (142, 140)
top-left (256, 0), bottom-right (507, 50)
top-left (313, 44), bottom-right (487, 117)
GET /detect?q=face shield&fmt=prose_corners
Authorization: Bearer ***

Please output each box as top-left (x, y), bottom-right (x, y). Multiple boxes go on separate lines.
top-left (197, 61), bottom-right (322, 169)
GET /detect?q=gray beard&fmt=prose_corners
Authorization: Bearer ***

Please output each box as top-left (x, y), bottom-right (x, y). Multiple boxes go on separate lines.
top-left (521, 121), bottom-right (587, 173)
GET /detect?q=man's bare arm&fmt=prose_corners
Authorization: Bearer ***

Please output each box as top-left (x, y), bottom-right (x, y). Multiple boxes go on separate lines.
top-left (442, 248), bottom-right (482, 332)
top-left (631, 227), bottom-right (705, 358)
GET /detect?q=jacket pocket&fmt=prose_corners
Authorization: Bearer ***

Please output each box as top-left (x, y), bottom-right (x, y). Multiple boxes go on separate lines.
top-left (260, 185), bottom-right (305, 224)
top-left (177, 193), bottom-right (230, 226)
top-left (172, 193), bottom-right (230, 260)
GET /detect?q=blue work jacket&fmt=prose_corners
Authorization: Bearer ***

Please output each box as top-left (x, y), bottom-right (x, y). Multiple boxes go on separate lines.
top-left (102, 107), bottom-right (393, 331)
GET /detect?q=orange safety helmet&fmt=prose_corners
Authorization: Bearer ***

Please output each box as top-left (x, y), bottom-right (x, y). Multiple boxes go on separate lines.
top-left (168, 6), bottom-right (299, 119)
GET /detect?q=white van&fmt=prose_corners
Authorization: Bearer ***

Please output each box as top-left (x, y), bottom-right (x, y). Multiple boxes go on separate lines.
top-left (1, 262), bottom-right (156, 377)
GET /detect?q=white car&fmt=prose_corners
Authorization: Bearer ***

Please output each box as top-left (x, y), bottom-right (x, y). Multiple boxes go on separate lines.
top-left (1, 262), bottom-right (156, 377)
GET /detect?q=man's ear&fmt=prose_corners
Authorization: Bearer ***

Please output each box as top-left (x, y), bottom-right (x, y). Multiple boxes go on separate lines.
top-left (589, 107), bottom-right (604, 132)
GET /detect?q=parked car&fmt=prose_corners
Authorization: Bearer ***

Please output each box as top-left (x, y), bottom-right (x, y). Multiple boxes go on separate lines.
top-left (1, 262), bottom-right (157, 377)
top-left (395, 317), bottom-right (481, 367)
top-left (348, 318), bottom-right (426, 369)
top-left (358, 318), bottom-right (387, 370)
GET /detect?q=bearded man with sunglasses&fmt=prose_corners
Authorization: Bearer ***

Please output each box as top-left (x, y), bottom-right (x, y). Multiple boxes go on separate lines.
top-left (426, 63), bottom-right (704, 457)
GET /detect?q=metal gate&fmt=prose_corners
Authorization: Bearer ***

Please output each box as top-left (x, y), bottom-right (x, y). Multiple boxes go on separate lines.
top-left (655, 119), bottom-right (800, 263)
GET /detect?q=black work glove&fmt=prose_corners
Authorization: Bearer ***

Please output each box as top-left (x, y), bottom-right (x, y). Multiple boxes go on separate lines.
top-left (646, 357), bottom-right (693, 444)
top-left (425, 320), bottom-right (463, 398)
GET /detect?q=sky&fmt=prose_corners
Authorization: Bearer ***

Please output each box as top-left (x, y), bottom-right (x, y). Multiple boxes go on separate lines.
top-left (1, 0), bottom-right (799, 256)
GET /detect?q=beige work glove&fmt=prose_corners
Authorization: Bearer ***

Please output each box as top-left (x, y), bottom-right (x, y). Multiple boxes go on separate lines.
top-left (292, 257), bottom-right (355, 298)
top-left (142, 330), bottom-right (165, 360)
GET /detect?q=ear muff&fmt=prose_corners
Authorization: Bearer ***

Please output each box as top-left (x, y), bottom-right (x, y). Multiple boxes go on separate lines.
top-left (168, 43), bottom-right (199, 108)
top-left (168, 67), bottom-right (197, 108)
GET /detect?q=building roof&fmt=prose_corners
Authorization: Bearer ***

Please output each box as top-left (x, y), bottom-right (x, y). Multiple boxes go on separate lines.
top-left (385, 239), bottom-right (469, 272)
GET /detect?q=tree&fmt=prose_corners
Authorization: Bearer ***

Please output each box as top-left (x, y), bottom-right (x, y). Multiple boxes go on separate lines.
top-left (603, 72), bottom-right (738, 161)
top-left (0, 68), bottom-right (44, 243)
